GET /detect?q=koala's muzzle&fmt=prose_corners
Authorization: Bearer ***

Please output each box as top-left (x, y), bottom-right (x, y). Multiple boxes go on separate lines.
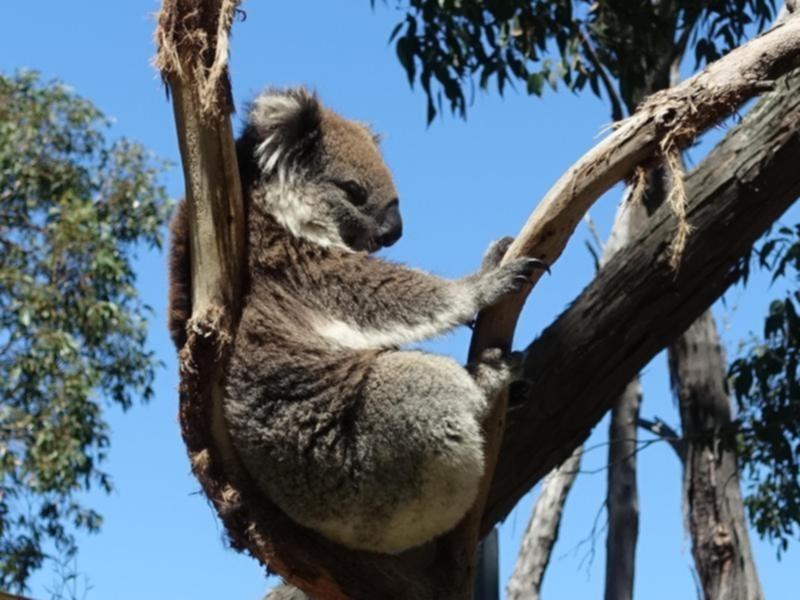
top-left (376, 199), bottom-right (402, 247)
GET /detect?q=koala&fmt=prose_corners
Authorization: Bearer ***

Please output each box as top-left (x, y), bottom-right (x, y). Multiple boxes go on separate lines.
top-left (168, 87), bottom-right (544, 554)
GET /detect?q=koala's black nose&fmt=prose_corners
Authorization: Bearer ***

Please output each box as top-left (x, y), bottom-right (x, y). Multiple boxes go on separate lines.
top-left (377, 199), bottom-right (402, 247)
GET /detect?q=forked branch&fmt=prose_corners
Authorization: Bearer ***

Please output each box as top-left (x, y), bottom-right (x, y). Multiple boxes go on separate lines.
top-left (457, 13), bottom-right (800, 595)
top-left (154, 1), bottom-right (800, 597)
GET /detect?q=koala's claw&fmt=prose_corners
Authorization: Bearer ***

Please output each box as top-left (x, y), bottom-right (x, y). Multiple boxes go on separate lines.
top-left (473, 255), bottom-right (552, 308)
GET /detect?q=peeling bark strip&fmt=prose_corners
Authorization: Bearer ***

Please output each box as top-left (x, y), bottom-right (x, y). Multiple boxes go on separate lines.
top-left (485, 68), bottom-right (800, 531)
top-left (669, 312), bottom-right (764, 600)
top-left (154, 0), bottom-right (239, 119)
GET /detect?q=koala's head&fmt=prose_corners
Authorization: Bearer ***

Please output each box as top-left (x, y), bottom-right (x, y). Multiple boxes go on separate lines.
top-left (237, 87), bottom-right (402, 252)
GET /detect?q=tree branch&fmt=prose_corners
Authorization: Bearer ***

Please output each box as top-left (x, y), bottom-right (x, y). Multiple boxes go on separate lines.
top-left (637, 417), bottom-right (685, 462)
top-left (156, 2), bottom-right (800, 597)
top-left (469, 13), bottom-right (800, 354)
top-left (506, 446), bottom-right (582, 600)
top-left (484, 65), bottom-right (800, 531)
top-left (448, 17), bottom-right (800, 596)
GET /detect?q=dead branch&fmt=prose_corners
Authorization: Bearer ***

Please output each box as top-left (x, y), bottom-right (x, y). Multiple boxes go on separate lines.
top-left (506, 447), bottom-right (582, 600)
top-left (638, 417), bottom-right (685, 461)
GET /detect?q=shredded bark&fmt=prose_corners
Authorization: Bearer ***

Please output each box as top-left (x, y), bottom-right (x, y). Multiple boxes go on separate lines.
top-left (661, 137), bottom-right (693, 269)
top-left (627, 166), bottom-right (648, 208)
top-left (154, 0), bottom-right (239, 119)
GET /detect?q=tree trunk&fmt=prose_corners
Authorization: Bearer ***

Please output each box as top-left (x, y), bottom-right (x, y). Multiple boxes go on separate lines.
top-left (602, 180), bottom-right (658, 600)
top-left (474, 529), bottom-right (500, 600)
top-left (155, 2), bottom-right (800, 594)
top-left (506, 447), bottom-right (582, 600)
top-left (604, 380), bottom-right (642, 600)
top-left (486, 66), bottom-right (800, 531)
top-left (668, 312), bottom-right (764, 600)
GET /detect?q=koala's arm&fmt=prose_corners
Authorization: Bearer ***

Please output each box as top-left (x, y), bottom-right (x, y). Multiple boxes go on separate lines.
top-left (314, 239), bottom-right (543, 348)
top-left (167, 198), bottom-right (192, 350)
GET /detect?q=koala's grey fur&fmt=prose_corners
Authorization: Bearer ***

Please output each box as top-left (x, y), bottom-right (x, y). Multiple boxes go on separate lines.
top-left (168, 87), bottom-right (540, 554)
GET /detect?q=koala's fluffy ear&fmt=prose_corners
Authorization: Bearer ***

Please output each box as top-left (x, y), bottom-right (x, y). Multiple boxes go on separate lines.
top-left (238, 87), bottom-right (322, 184)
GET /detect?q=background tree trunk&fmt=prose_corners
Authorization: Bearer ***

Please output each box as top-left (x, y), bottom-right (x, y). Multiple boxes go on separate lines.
top-left (506, 447), bottom-right (582, 600)
top-left (506, 184), bottom-right (651, 600)
top-left (604, 380), bottom-right (642, 600)
top-left (669, 312), bottom-right (764, 600)
top-left (602, 182), bottom-right (656, 600)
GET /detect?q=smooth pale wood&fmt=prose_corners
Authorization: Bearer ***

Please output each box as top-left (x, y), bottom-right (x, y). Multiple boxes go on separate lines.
top-left (170, 80), bottom-right (246, 475)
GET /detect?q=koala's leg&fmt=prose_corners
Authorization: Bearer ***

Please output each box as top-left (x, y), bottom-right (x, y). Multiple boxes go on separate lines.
top-left (309, 350), bottom-right (488, 554)
top-left (466, 348), bottom-right (523, 404)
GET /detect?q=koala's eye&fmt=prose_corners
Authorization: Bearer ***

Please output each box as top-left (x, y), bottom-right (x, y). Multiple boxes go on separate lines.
top-left (333, 180), bottom-right (368, 206)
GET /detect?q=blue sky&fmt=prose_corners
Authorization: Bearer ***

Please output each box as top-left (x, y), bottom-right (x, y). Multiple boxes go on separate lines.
top-left (1, 2), bottom-right (797, 599)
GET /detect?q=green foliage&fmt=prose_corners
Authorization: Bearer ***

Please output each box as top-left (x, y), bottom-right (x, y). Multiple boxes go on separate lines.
top-left (377, 0), bottom-right (776, 122)
top-left (0, 71), bottom-right (171, 590)
top-left (730, 225), bottom-right (800, 553)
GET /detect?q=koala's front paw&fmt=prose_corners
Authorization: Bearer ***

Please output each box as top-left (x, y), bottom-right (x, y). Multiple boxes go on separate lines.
top-left (475, 257), bottom-right (550, 307)
top-left (480, 236), bottom-right (515, 272)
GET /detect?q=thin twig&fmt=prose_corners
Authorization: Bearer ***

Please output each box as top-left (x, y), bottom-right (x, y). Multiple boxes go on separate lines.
top-left (579, 28), bottom-right (625, 122)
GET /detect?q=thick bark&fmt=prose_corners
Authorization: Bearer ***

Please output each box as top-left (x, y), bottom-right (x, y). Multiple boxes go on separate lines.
top-left (669, 312), bottom-right (764, 600)
top-left (506, 447), bottom-right (582, 600)
top-left (486, 67), bottom-right (800, 532)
